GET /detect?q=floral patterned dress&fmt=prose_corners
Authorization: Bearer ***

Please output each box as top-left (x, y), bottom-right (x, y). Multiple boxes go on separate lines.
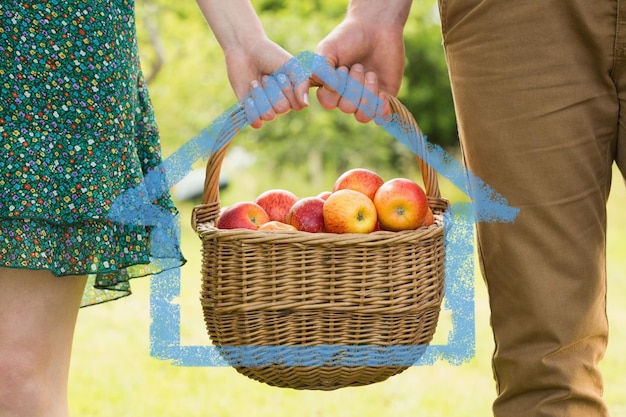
top-left (0, 0), bottom-right (185, 306)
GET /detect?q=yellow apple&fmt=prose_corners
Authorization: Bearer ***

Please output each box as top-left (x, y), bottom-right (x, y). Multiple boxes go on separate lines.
top-left (323, 189), bottom-right (378, 234)
top-left (258, 220), bottom-right (298, 231)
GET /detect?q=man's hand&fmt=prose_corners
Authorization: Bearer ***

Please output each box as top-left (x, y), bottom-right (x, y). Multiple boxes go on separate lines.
top-left (313, 0), bottom-right (411, 123)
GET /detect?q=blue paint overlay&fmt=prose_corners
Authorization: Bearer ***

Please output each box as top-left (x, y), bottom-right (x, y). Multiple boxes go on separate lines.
top-left (110, 51), bottom-right (519, 367)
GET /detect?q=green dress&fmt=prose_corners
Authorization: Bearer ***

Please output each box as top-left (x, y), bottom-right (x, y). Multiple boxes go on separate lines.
top-left (0, 0), bottom-right (185, 306)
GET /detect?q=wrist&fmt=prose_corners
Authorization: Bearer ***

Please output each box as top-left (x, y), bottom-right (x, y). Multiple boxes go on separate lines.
top-left (346, 0), bottom-right (412, 30)
top-left (197, 0), bottom-right (267, 51)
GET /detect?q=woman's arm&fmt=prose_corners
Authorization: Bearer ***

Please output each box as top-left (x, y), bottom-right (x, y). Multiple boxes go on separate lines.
top-left (196, 0), bottom-right (309, 128)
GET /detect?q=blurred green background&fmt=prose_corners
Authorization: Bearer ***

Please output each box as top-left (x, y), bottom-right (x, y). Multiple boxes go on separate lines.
top-left (68, 1), bottom-right (626, 416)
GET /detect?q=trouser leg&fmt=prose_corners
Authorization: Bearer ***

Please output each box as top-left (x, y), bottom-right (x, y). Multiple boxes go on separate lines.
top-left (615, 3), bottom-right (626, 179)
top-left (438, 0), bottom-right (620, 415)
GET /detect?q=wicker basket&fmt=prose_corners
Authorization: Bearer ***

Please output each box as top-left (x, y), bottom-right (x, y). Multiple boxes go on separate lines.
top-left (192, 92), bottom-right (449, 390)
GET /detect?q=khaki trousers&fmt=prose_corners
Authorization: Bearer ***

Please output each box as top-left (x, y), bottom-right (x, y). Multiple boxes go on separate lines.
top-left (438, 1), bottom-right (626, 416)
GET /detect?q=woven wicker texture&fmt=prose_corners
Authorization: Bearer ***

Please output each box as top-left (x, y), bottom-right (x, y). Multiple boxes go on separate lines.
top-left (193, 91), bottom-right (449, 390)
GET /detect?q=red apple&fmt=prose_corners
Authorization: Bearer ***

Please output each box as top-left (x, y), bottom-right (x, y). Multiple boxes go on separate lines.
top-left (286, 196), bottom-right (326, 233)
top-left (332, 168), bottom-right (384, 200)
top-left (216, 201), bottom-right (270, 230)
top-left (323, 189), bottom-right (378, 234)
top-left (422, 206), bottom-right (435, 227)
top-left (373, 178), bottom-right (428, 231)
top-left (255, 189), bottom-right (299, 223)
top-left (317, 191), bottom-right (332, 201)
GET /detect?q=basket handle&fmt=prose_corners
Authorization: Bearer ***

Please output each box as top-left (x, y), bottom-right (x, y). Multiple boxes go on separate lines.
top-left (198, 83), bottom-right (441, 208)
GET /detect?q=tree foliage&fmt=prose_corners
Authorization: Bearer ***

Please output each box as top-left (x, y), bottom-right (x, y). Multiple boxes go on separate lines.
top-left (400, 2), bottom-right (457, 148)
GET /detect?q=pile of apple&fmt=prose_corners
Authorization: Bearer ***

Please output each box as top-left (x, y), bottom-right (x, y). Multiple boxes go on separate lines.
top-left (216, 168), bottom-right (434, 234)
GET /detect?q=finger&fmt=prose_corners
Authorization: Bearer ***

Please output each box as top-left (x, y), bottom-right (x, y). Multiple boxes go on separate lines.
top-left (316, 66), bottom-right (349, 110)
top-left (276, 72), bottom-right (308, 111)
top-left (243, 95), bottom-right (263, 129)
top-left (292, 77), bottom-right (310, 111)
top-left (354, 71), bottom-right (380, 124)
top-left (250, 80), bottom-right (277, 123)
top-left (316, 84), bottom-right (339, 110)
top-left (337, 64), bottom-right (364, 115)
top-left (310, 51), bottom-right (339, 89)
top-left (262, 75), bottom-right (290, 115)
top-left (277, 56), bottom-right (309, 109)
top-left (273, 72), bottom-right (301, 112)
top-left (250, 118), bottom-right (263, 129)
top-left (374, 92), bottom-right (393, 126)
top-left (242, 81), bottom-right (273, 129)
top-left (285, 71), bottom-right (309, 111)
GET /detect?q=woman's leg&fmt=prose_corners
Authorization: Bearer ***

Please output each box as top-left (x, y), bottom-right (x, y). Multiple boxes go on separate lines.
top-left (0, 268), bottom-right (86, 417)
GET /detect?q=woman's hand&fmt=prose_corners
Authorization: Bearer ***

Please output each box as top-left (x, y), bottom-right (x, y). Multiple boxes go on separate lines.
top-left (223, 38), bottom-right (309, 128)
top-left (196, 0), bottom-right (309, 128)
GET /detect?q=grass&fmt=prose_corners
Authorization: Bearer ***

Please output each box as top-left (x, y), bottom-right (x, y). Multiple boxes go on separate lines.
top-left (69, 165), bottom-right (626, 417)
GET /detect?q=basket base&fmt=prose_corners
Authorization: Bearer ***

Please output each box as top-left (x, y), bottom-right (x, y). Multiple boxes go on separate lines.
top-left (207, 308), bottom-right (441, 390)
top-left (234, 365), bottom-right (408, 391)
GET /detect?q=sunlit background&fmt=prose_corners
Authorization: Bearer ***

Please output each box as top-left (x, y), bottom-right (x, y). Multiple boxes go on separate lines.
top-left (69, 1), bottom-right (626, 416)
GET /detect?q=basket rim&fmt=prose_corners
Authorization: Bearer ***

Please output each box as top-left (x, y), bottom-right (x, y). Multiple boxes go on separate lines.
top-left (195, 211), bottom-right (448, 245)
